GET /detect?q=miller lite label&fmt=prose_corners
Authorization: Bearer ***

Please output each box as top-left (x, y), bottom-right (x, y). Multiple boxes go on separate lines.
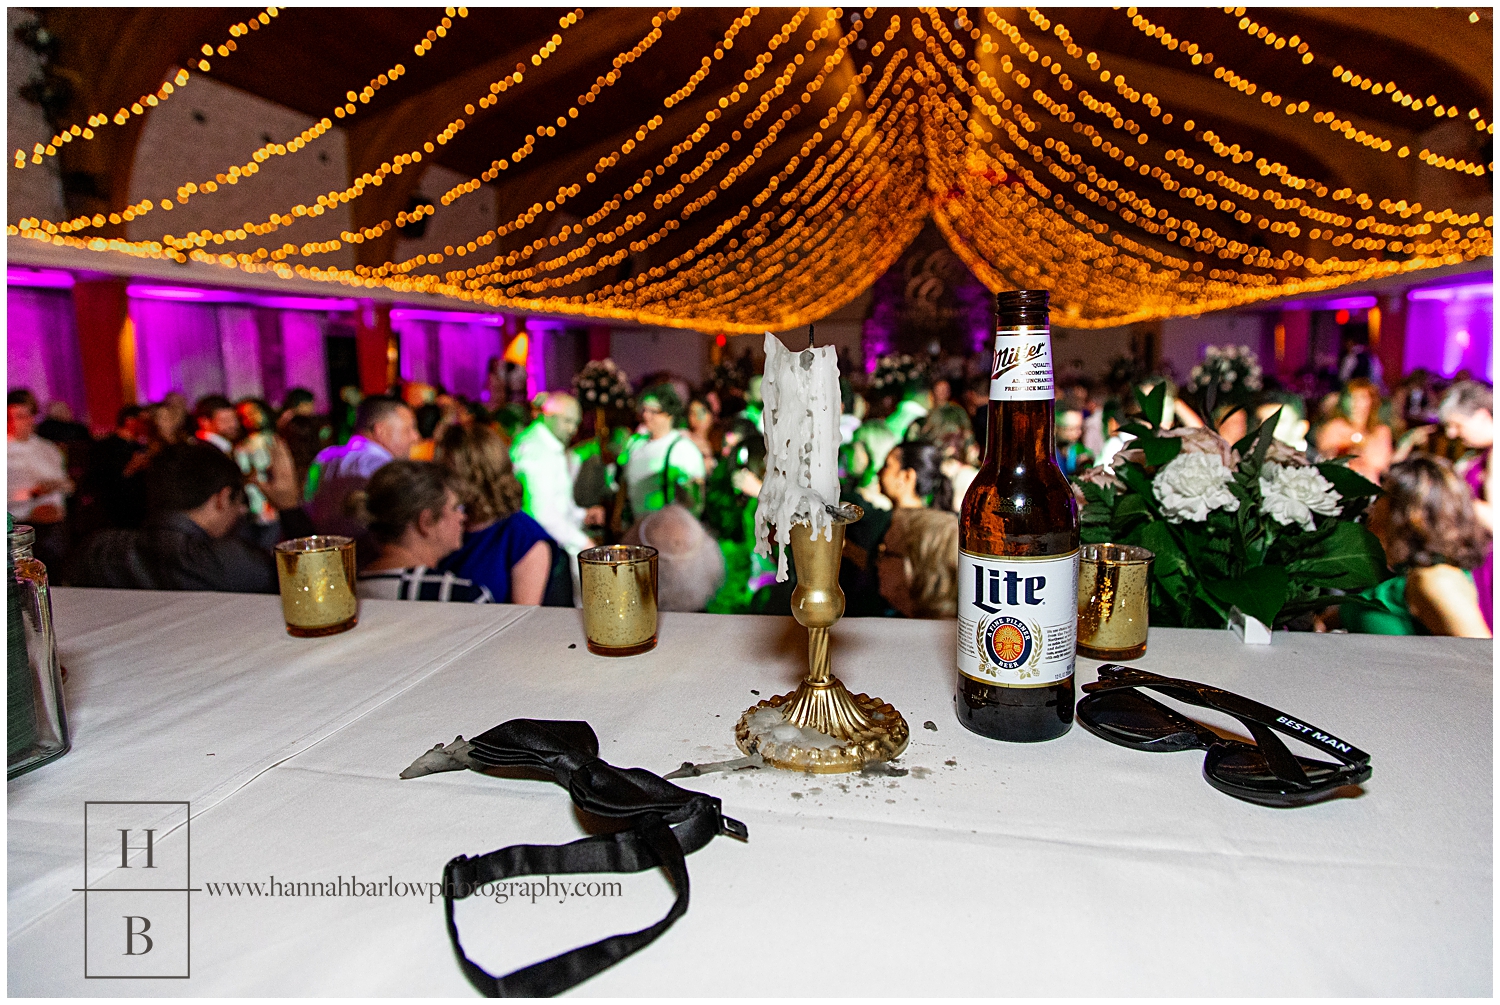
top-left (957, 549), bottom-right (1079, 687)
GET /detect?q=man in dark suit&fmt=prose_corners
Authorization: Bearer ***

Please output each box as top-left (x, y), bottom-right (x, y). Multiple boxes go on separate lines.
top-left (70, 443), bottom-right (276, 593)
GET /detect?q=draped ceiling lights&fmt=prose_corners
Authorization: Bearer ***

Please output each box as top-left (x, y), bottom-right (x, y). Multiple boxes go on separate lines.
top-left (10, 6), bottom-right (1493, 330)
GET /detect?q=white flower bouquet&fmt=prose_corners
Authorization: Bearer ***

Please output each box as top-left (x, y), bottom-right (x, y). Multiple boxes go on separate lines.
top-left (1186, 343), bottom-right (1264, 414)
top-left (869, 353), bottom-right (927, 395)
top-left (1076, 384), bottom-right (1386, 629)
top-left (572, 358), bottom-right (634, 411)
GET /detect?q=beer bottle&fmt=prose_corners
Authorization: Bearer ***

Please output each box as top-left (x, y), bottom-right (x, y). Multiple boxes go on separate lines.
top-left (955, 289), bottom-right (1079, 742)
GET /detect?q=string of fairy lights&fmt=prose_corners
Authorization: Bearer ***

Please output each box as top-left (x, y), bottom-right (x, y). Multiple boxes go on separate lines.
top-left (12, 7), bottom-right (283, 173)
top-left (8, 6), bottom-right (1492, 330)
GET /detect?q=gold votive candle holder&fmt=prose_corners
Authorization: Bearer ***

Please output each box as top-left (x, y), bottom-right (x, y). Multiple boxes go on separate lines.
top-left (578, 544), bottom-right (658, 656)
top-left (1076, 543), bottom-right (1153, 661)
top-left (274, 535), bottom-right (358, 638)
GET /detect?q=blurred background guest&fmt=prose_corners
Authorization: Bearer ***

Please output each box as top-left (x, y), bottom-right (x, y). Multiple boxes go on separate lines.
top-left (623, 504), bottom-right (725, 612)
top-left (621, 384), bottom-right (706, 522)
top-left (437, 425), bottom-right (555, 605)
top-left (277, 387), bottom-right (330, 492)
top-left (408, 402), bottom-right (445, 461)
top-left (1055, 402), bottom-right (1094, 477)
top-left (1257, 392), bottom-right (1311, 453)
top-left (351, 460), bottom-right (492, 603)
top-left (147, 398), bottom-right (191, 449)
top-left (1440, 380), bottom-right (1493, 630)
top-left (7, 389), bottom-right (72, 569)
top-left (512, 392), bottom-right (600, 581)
top-left (875, 440), bottom-right (958, 617)
top-left (1336, 456), bottom-right (1490, 638)
top-left (845, 419), bottom-right (899, 513)
top-left (308, 395), bottom-right (419, 542)
top-left (233, 398), bottom-right (302, 539)
top-left (1314, 377), bottom-right (1392, 481)
top-left (69, 443), bottom-right (275, 593)
top-left (686, 396), bottom-right (720, 474)
top-left (36, 400), bottom-right (91, 494)
top-left (193, 394), bottom-right (241, 454)
top-left (79, 405), bottom-right (149, 533)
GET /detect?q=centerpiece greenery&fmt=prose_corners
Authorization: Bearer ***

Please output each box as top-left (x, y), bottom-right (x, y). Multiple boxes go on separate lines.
top-left (1076, 384), bottom-right (1388, 629)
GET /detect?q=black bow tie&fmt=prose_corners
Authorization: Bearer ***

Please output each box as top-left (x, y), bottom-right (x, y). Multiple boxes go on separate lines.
top-left (431, 720), bottom-right (747, 997)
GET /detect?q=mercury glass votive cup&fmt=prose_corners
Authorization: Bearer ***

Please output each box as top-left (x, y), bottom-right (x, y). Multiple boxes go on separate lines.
top-left (578, 545), bottom-right (658, 656)
top-left (1076, 543), bottom-right (1154, 661)
top-left (274, 536), bottom-right (358, 637)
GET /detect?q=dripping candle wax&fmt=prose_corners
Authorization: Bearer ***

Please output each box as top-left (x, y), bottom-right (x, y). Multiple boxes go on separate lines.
top-left (754, 330), bottom-right (841, 580)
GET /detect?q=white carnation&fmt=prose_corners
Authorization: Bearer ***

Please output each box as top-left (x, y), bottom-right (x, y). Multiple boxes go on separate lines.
top-left (1154, 452), bottom-right (1241, 523)
top-left (1259, 462), bottom-right (1340, 531)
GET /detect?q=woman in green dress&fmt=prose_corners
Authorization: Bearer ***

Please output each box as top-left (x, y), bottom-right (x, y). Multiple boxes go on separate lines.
top-left (1338, 456), bottom-right (1491, 637)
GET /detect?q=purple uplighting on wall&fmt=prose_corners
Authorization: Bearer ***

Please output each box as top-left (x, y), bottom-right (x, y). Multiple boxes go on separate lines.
top-left (1403, 278), bottom-right (1492, 381)
top-left (393, 315), bottom-right (506, 399)
top-left (8, 267), bottom-right (75, 290)
top-left (8, 285), bottom-right (87, 417)
top-left (390, 308), bottom-right (506, 325)
top-left (126, 283), bottom-right (358, 313)
top-left (8, 267), bottom-right (535, 413)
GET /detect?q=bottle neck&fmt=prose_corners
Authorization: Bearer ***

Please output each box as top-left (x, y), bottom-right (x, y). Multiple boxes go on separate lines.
top-left (984, 321), bottom-right (1057, 467)
top-left (986, 398), bottom-right (1057, 467)
top-left (9, 531), bottom-right (35, 564)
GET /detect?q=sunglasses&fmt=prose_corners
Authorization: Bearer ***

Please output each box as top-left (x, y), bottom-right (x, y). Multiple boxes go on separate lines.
top-left (1076, 665), bottom-right (1371, 808)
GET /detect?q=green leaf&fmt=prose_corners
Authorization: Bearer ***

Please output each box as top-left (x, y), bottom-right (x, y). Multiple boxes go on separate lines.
top-left (1118, 421), bottom-right (1153, 439)
top-left (1134, 382), bottom-right (1168, 428)
top-left (1189, 580), bottom-right (1230, 625)
top-left (1287, 521), bottom-right (1388, 590)
top-left (1233, 411), bottom-right (1279, 486)
top-left (1111, 503), bottom-right (1151, 538)
top-left (1204, 564), bottom-right (1290, 626)
top-left (1082, 525), bottom-right (1114, 544)
top-left (1316, 462), bottom-right (1382, 502)
top-left (1080, 501), bottom-right (1112, 526)
top-left (1078, 480), bottom-right (1108, 506)
top-left (1136, 521), bottom-right (1193, 614)
top-left (1138, 435), bottom-right (1183, 466)
top-left (1115, 462), bottom-right (1156, 506)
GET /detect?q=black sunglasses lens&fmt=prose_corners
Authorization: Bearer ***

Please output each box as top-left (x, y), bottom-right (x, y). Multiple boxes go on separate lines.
top-left (1203, 743), bottom-right (1372, 809)
top-left (1076, 689), bottom-right (1211, 753)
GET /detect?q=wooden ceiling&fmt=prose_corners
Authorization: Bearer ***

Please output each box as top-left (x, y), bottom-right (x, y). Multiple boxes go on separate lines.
top-left (24, 6), bottom-right (1495, 318)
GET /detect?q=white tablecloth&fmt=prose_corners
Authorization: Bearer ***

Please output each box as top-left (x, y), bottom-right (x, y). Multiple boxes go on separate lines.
top-left (9, 589), bottom-right (1492, 995)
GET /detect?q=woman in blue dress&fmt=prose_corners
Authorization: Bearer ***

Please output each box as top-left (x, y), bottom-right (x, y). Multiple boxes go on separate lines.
top-left (436, 424), bottom-right (555, 604)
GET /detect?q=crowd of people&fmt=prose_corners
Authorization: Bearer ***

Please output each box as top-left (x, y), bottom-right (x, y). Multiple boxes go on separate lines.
top-left (7, 340), bottom-right (1492, 638)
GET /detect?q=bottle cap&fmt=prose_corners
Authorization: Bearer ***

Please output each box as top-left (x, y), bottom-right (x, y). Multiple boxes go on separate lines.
top-left (995, 289), bottom-right (1050, 312)
top-left (995, 289), bottom-right (1050, 328)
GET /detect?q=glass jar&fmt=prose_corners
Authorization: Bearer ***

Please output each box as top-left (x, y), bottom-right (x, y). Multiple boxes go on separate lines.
top-left (8, 520), bottom-right (69, 777)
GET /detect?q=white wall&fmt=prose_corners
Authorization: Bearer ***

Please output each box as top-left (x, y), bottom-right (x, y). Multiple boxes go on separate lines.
top-left (1159, 312), bottom-right (1267, 383)
top-left (609, 326), bottom-right (710, 386)
top-left (392, 163), bottom-right (497, 264)
top-left (1050, 324), bottom-right (1135, 382)
top-left (127, 75), bottom-right (355, 269)
top-left (7, 9), bottom-right (66, 222)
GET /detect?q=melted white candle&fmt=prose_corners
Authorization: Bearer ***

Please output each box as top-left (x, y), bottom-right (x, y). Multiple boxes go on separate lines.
top-left (754, 331), bottom-right (841, 581)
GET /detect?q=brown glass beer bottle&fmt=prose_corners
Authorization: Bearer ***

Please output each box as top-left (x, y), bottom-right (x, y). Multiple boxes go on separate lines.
top-left (955, 289), bottom-right (1079, 742)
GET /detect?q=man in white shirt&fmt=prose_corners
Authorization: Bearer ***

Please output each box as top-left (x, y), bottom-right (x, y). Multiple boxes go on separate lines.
top-left (307, 395), bottom-right (419, 541)
top-left (8, 389), bottom-right (73, 568)
top-left (8, 389), bottom-right (71, 523)
top-left (512, 393), bottom-right (599, 558)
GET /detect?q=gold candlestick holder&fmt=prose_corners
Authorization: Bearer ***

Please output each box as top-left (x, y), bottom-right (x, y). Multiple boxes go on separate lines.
top-left (736, 504), bottom-right (909, 772)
